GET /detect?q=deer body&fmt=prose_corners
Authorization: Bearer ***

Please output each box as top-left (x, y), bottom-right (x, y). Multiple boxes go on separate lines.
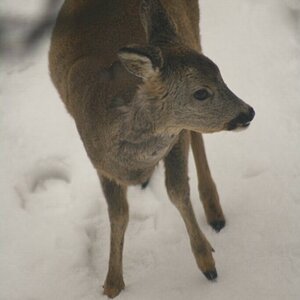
top-left (50, 0), bottom-right (200, 185)
top-left (49, 0), bottom-right (255, 297)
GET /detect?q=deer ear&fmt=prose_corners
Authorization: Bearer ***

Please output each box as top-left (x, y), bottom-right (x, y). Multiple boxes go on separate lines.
top-left (118, 45), bottom-right (163, 79)
top-left (140, 0), bottom-right (179, 45)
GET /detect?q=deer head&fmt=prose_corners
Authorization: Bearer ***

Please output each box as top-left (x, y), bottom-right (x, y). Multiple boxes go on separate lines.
top-left (118, 0), bottom-right (255, 134)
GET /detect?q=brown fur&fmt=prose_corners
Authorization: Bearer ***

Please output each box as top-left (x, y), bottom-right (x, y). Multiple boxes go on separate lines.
top-left (49, 0), bottom-right (254, 297)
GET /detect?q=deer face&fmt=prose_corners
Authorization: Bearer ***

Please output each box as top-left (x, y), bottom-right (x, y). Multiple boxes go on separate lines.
top-left (160, 49), bottom-right (255, 133)
top-left (118, 46), bottom-right (254, 134)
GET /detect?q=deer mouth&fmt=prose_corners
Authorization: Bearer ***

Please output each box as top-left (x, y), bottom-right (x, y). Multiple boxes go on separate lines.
top-left (227, 120), bottom-right (251, 131)
top-left (227, 121), bottom-right (251, 131)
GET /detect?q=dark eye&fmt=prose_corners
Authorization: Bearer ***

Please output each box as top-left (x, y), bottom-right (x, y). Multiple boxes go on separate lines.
top-left (193, 88), bottom-right (210, 101)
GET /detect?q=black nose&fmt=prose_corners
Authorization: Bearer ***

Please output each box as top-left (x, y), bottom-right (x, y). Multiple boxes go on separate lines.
top-left (227, 107), bottom-right (255, 130)
top-left (248, 107), bottom-right (255, 121)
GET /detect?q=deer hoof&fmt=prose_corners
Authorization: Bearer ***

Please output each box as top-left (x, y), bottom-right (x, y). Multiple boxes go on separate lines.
top-left (141, 179), bottom-right (150, 189)
top-left (103, 281), bottom-right (125, 298)
top-left (203, 268), bottom-right (218, 281)
top-left (210, 220), bottom-right (226, 232)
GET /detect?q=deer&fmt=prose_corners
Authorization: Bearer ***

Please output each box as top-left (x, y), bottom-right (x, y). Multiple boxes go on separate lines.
top-left (49, 0), bottom-right (255, 297)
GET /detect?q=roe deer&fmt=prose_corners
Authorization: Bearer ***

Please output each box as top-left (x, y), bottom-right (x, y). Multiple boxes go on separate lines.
top-left (49, 0), bottom-right (255, 297)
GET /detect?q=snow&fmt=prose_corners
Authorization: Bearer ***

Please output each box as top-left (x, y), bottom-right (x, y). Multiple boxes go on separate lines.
top-left (1, 0), bottom-right (300, 299)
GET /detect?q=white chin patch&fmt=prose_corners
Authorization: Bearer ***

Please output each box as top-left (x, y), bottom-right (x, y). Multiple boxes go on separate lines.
top-left (232, 124), bottom-right (250, 132)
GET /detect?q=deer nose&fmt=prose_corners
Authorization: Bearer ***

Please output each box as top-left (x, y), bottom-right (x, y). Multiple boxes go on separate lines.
top-left (227, 107), bottom-right (255, 131)
top-left (248, 107), bottom-right (255, 121)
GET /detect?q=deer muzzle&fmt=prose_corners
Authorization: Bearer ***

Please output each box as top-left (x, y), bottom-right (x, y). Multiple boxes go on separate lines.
top-left (227, 107), bottom-right (255, 131)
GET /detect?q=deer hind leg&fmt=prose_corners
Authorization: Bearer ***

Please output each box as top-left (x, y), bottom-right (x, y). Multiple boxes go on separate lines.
top-left (190, 131), bottom-right (225, 232)
top-left (99, 173), bottom-right (129, 298)
top-left (164, 131), bottom-right (217, 280)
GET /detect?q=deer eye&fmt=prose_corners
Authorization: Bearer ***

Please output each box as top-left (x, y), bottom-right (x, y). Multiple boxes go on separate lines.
top-left (193, 88), bottom-right (211, 101)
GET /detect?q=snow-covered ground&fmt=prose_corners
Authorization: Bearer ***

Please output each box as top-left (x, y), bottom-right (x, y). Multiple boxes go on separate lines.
top-left (1, 0), bottom-right (300, 299)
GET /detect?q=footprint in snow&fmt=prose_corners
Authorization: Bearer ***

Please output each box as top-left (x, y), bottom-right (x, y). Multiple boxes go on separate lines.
top-left (15, 157), bottom-right (72, 214)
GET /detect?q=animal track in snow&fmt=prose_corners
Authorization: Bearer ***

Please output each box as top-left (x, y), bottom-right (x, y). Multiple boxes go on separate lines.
top-left (15, 157), bottom-right (72, 214)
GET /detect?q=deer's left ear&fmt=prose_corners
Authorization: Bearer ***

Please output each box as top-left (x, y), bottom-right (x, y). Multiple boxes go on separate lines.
top-left (118, 45), bottom-right (163, 79)
top-left (140, 0), bottom-right (179, 45)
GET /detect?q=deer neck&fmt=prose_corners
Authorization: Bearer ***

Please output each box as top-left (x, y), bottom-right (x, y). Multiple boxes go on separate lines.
top-left (118, 86), bottom-right (179, 164)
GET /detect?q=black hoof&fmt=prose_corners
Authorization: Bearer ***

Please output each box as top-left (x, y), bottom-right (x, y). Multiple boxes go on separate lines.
top-left (210, 220), bottom-right (225, 232)
top-left (203, 269), bottom-right (218, 281)
top-left (141, 180), bottom-right (149, 189)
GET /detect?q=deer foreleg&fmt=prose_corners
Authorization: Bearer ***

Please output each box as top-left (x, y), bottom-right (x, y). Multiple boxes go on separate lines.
top-left (164, 131), bottom-right (217, 280)
top-left (190, 131), bottom-right (225, 232)
top-left (99, 174), bottom-right (129, 298)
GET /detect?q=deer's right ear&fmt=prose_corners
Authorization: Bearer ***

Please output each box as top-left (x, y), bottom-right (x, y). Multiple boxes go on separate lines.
top-left (117, 45), bottom-right (163, 79)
